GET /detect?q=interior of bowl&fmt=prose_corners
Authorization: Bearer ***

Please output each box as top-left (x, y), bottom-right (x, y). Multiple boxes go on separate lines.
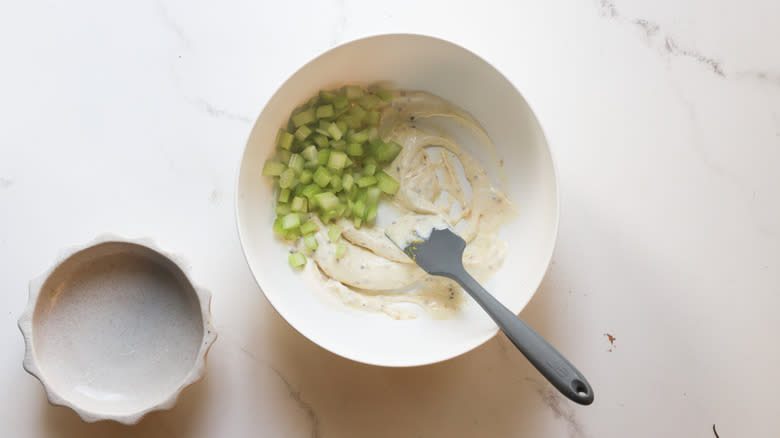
top-left (237, 34), bottom-right (558, 366)
top-left (32, 242), bottom-right (204, 416)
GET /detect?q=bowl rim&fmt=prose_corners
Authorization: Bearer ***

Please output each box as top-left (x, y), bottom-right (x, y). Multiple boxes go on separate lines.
top-left (235, 32), bottom-right (560, 367)
top-left (17, 234), bottom-right (218, 424)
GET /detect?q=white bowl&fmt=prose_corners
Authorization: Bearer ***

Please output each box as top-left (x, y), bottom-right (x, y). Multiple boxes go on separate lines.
top-left (18, 235), bottom-right (217, 424)
top-left (236, 34), bottom-right (558, 367)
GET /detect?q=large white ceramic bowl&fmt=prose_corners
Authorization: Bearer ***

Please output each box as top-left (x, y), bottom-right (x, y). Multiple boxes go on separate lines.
top-left (237, 34), bottom-right (558, 367)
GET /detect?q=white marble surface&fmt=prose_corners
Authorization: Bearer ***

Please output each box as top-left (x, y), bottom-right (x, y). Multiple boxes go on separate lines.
top-left (1, 0), bottom-right (778, 436)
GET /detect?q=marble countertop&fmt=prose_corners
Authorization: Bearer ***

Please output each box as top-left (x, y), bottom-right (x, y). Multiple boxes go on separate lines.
top-left (1, 0), bottom-right (778, 436)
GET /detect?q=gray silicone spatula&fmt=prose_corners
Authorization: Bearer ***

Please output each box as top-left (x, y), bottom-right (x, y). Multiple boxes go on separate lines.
top-left (386, 223), bottom-right (595, 405)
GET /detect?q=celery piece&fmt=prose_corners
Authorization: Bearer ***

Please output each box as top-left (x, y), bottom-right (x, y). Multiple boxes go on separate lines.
top-left (313, 134), bottom-right (329, 148)
top-left (333, 95), bottom-right (349, 109)
top-left (276, 204), bottom-right (291, 216)
top-left (299, 169), bottom-right (313, 184)
top-left (284, 228), bottom-right (301, 240)
top-left (347, 142), bottom-right (363, 156)
top-left (345, 85), bottom-right (364, 101)
top-left (303, 233), bottom-right (318, 251)
top-left (336, 121), bottom-right (348, 136)
top-left (314, 192), bottom-right (340, 210)
top-left (301, 183), bottom-right (322, 200)
top-left (317, 149), bottom-right (331, 166)
top-left (277, 129), bottom-right (295, 150)
top-left (327, 122), bottom-right (343, 141)
top-left (291, 196), bottom-right (307, 212)
top-left (347, 129), bottom-right (370, 144)
top-left (367, 139), bottom-right (383, 156)
top-left (356, 187), bottom-right (367, 203)
top-left (349, 105), bottom-right (366, 121)
top-left (306, 95), bottom-right (320, 107)
top-left (345, 116), bottom-right (362, 130)
top-left (366, 204), bottom-right (378, 223)
top-left (335, 242), bottom-right (347, 259)
top-left (366, 186), bottom-right (381, 205)
top-left (359, 94), bottom-right (381, 110)
top-left (304, 160), bottom-right (319, 170)
top-left (356, 176), bottom-right (377, 188)
top-left (312, 166), bottom-right (331, 188)
top-left (365, 110), bottom-right (380, 126)
top-left (377, 141), bottom-right (403, 163)
top-left (288, 252), bottom-right (306, 268)
top-left (319, 89), bottom-right (338, 103)
top-left (292, 108), bottom-right (315, 127)
top-left (288, 153), bottom-right (304, 175)
top-left (328, 150), bottom-right (348, 170)
top-left (262, 161), bottom-right (286, 177)
top-left (273, 218), bottom-right (284, 235)
top-left (318, 119), bottom-right (330, 131)
top-left (330, 139), bottom-right (346, 151)
top-left (300, 220), bottom-right (319, 235)
top-left (362, 162), bottom-right (377, 176)
top-left (295, 125), bottom-right (312, 142)
top-left (281, 212), bottom-right (301, 230)
top-left (344, 156), bottom-right (353, 168)
top-left (353, 217), bottom-right (363, 228)
top-left (375, 170), bottom-right (400, 195)
top-left (342, 173), bottom-right (354, 191)
top-left (366, 126), bottom-right (379, 141)
top-left (301, 144), bottom-right (318, 162)
top-left (279, 168), bottom-right (296, 189)
top-left (279, 188), bottom-right (291, 203)
top-left (352, 200), bottom-right (367, 218)
top-left (376, 89), bottom-right (393, 101)
top-left (277, 149), bottom-right (292, 165)
top-left (328, 225), bottom-right (342, 243)
top-left (330, 174), bottom-right (343, 192)
top-left (316, 105), bottom-right (334, 119)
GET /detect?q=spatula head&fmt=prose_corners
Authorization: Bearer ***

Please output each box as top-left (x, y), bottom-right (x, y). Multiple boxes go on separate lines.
top-left (386, 227), bottom-right (467, 276)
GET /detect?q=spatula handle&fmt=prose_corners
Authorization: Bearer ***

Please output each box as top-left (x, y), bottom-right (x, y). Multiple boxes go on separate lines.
top-left (449, 267), bottom-right (594, 405)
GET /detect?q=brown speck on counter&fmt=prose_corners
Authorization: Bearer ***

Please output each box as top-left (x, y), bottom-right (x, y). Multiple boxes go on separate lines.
top-left (500, 159), bottom-right (504, 167)
top-left (604, 333), bottom-right (616, 352)
top-left (409, 115), bottom-right (415, 121)
top-left (712, 424), bottom-right (719, 438)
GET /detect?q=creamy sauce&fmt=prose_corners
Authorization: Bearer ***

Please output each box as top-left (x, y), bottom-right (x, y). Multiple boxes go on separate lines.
top-left (384, 214), bottom-right (450, 252)
top-left (298, 90), bottom-right (518, 319)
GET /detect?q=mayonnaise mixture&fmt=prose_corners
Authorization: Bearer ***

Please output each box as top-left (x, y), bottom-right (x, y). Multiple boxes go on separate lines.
top-left (296, 90), bottom-right (518, 320)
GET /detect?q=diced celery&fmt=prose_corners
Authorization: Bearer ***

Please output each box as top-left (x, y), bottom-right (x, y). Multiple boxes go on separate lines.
top-left (317, 149), bottom-right (330, 166)
top-left (262, 161), bottom-right (286, 177)
top-left (303, 233), bottom-right (318, 251)
top-left (328, 225), bottom-right (342, 243)
top-left (357, 176), bottom-right (377, 188)
top-left (353, 217), bottom-right (362, 228)
top-left (377, 141), bottom-right (403, 163)
top-left (276, 204), bottom-right (291, 216)
top-left (279, 188), bottom-right (291, 203)
top-left (316, 105), bottom-right (334, 119)
top-left (336, 121), bottom-right (348, 135)
top-left (281, 212), bottom-right (301, 230)
top-left (349, 104), bottom-right (366, 120)
top-left (345, 85), bottom-right (364, 101)
top-left (277, 149), bottom-right (292, 165)
top-left (327, 122), bottom-right (343, 141)
top-left (314, 192), bottom-right (340, 210)
top-left (313, 134), bottom-right (329, 148)
top-left (284, 228), bottom-right (300, 240)
top-left (330, 174), bottom-right (343, 192)
top-left (333, 95), bottom-right (349, 109)
top-left (376, 89), bottom-right (393, 101)
top-left (362, 163), bottom-right (377, 176)
top-left (366, 126), bottom-right (379, 141)
top-left (366, 204), bottom-right (378, 223)
top-left (300, 220), bottom-right (319, 235)
top-left (335, 242), bottom-right (347, 258)
top-left (291, 196), bottom-right (307, 212)
top-left (318, 119), bottom-right (330, 130)
top-left (347, 129), bottom-right (370, 144)
top-left (347, 143), bottom-right (363, 156)
top-left (375, 170), bottom-right (400, 195)
top-left (303, 160), bottom-right (319, 170)
top-left (366, 186), bottom-right (381, 205)
top-left (367, 139), bottom-right (383, 156)
top-left (342, 173), bottom-right (354, 191)
top-left (365, 110), bottom-right (380, 126)
top-left (358, 94), bottom-right (381, 110)
top-left (344, 156), bottom-right (353, 168)
top-left (292, 108), bottom-right (315, 127)
top-left (279, 168), bottom-right (296, 189)
top-left (328, 150), bottom-right (348, 170)
top-left (306, 95), bottom-right (320, 107)
top-left (353, 199), bottom-right (367, 218)
top-left (295, 125), bottom-right (312, 141)
top-left (277, 129), bottom-right (295, 150)
top-left (288, 252), bottom-right (306, 268)
top-left (312, 166), bottom-right (331, 188)
top-left (319, 89), bottom-right (338, 103)
top-left (288, 153), bottom-right (304, 174)
top-left (299, 169), bottom-right (313, 184)
top-left (301, 145), bottom-right (318, 162)
top-left (330, 139), bottom-right (346, 151)
top-left (301, 183), bottom-right (322, 200)
top-left (273, 218), bottom-right (284, 235)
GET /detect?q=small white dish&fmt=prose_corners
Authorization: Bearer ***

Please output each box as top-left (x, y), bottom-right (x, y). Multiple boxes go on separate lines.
top-left (18, 235), bottom-right (217, 424)
top-left (236, 34), bottom-right (559, 367)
